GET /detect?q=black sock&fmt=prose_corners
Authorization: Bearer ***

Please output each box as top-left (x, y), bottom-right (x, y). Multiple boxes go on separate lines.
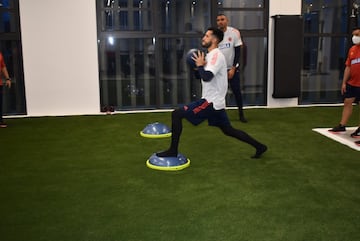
top-left (156, 149), bottom-right (178, 157)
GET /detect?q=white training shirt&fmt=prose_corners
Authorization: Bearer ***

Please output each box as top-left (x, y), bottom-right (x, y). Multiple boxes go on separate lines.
top-left (202, 48), bottom-right (228, 110)
top-left (218, 26), bottom-right (243, 69)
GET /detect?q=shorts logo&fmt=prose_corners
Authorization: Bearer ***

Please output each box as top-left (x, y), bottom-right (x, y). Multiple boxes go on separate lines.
top-left (193, 100), bottom-right (210, 114)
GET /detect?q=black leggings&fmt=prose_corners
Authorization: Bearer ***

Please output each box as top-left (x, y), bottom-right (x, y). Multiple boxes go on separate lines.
top-left (218, 125), bottom-right (262, 148)
top-left (229, 71), bottom-right (244, 113)
top-left (168, 108), bottom-right (261, 153)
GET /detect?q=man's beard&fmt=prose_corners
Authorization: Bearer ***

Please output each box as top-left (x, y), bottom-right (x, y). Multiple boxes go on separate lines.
top-left (201, 41), bottom-right (211, 48)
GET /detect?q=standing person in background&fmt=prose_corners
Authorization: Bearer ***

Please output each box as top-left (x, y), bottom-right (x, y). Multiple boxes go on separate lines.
top-left (328, 27), bottom-right (360, 146)
top-left (216, 13), bottom-right (247, 123)
top-left (0, 51), bottom-right (12, 128)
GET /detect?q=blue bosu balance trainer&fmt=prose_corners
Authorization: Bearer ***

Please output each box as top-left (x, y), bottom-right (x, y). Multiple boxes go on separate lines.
top-left (140, 122), bottom-right (190, 171)
top-left (140, 122), bottom-right (172, 138)
top-left (146, 153), bottom-right (190, 171)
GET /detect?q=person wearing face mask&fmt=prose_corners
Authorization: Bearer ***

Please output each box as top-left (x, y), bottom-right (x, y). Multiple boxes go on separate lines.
top-left (329, 27), bottom-right (360, 146)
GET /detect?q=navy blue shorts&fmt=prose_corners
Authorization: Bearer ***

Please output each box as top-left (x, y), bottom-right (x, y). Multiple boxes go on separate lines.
top-left (182, 99), bottom-right (230, 127)
top-left (344, 84), bottom-right (360, 102)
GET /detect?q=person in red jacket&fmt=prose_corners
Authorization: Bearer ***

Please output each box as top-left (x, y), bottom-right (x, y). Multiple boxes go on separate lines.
top-left (329, 27), bottom-right (360, 146)
top-left (0, 51), bottom-right (12, 128)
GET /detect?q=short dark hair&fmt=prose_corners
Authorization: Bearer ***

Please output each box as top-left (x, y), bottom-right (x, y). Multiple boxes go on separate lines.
top-left (207, 27), bottom-right (224, 43)
top-left (353, 26), bottom-right (360, 31)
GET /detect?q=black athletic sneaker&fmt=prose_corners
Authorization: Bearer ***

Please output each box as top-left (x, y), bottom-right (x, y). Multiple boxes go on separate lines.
top-left (239, 115), bottom-right (248, 123)
top-left (328, 124), bottom-right (346, 133)
top-left (350, 127), bottom-right (360, 138)
top-left (355, 140), bottom-right (360, 146)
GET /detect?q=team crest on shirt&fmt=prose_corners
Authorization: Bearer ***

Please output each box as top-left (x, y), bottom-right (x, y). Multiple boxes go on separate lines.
top-left (228, 37), bottom-right (232, 42)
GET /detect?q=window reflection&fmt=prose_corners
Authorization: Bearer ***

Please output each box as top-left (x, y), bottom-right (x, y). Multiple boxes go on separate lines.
top-left (301, 0), bottom-right (349, 104)
top-left (0, 0), bottom-right (14, 8)
top-left (0, 41), bottom-right (26, 115)
top-left (218, 10), bottom-right (263, 30)
top-left (159, 37), bottom-right (202, 105)
top-left (301, 37), bottom-right (346, 104)
top-left (0, 1), bottom-right (26, 115)
top-left (97, 0), bottom-right (268, 109)
top-left (303, 0), bottom-right (348, 34)
top-left (227, 37), bottom-right (266, 106)
top-left (0, 12), bottom-right (16, 33)
top-left (104, 0), bottom-right (114, 7)
top-left (102, 0), bottom-right (152, 31)
top-left (217, 0), bottom-right (264, 8)
top-left (104, 10), bottom-right (114, 30)
top-left (119, 0), bottom-right (127, 8)
top-left (160, 0), bottom-right (210, 34)
top-left (99, 38), bottom-right (157, 109)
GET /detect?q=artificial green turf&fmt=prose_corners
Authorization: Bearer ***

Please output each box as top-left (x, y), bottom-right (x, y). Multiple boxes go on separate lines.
top-left (0, 106), bottom-right (359, 241)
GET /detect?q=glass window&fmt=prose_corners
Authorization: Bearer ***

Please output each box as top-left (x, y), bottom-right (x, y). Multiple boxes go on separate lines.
top-left (301, 36), bottom-right (347, 104)
top-left (218, 3), bottom-right (267, 106)
top-left (102, 10), bottom-right (152, 31)
top-left (99, 37), bottom-right (157, 109)
top-left (0, 40), bottom-right (26, 114)
top-left (103, 10), bottom-right (114, 30)
top-left (0, 0), bottom-right (14, 8)
top-left (103, 0), bottom-right (114, 8)
top-left (103, 0), bottom-right (151, 8)
top-left (301, 0), bottom-right (351, 105)
top-left (98, 35), bottom-right (204, 109)
top-left (219, 10), bottom-right (264, 30)
top-left (302, 0), bottom-right (348, 34)
top-left (0, 0), bottom-right (26, 115)
top-left (0, 0), bottom-right (18, 34)
top-left (118, 0), bottom-right (127, 8)
top-left (0, 12), bottom-right (17, 33)
top-left (218, 0), bottom-right (264, 8)
top-left (227, 37), bottom-right (267, 106)
top-left (101, 0), bottom-right (152, 31)
top-left (117, 10), bottom-right (152, 31)
top-left (97, 0), bottom-right (268, 110)
top-left (158, 37), bottom-right (202, 106)
top-left (160, 0), bottom-right (211, 34)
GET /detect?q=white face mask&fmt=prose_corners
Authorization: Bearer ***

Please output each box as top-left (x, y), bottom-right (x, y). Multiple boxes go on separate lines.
top-left (352, 35), bottom-right (360, 45)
